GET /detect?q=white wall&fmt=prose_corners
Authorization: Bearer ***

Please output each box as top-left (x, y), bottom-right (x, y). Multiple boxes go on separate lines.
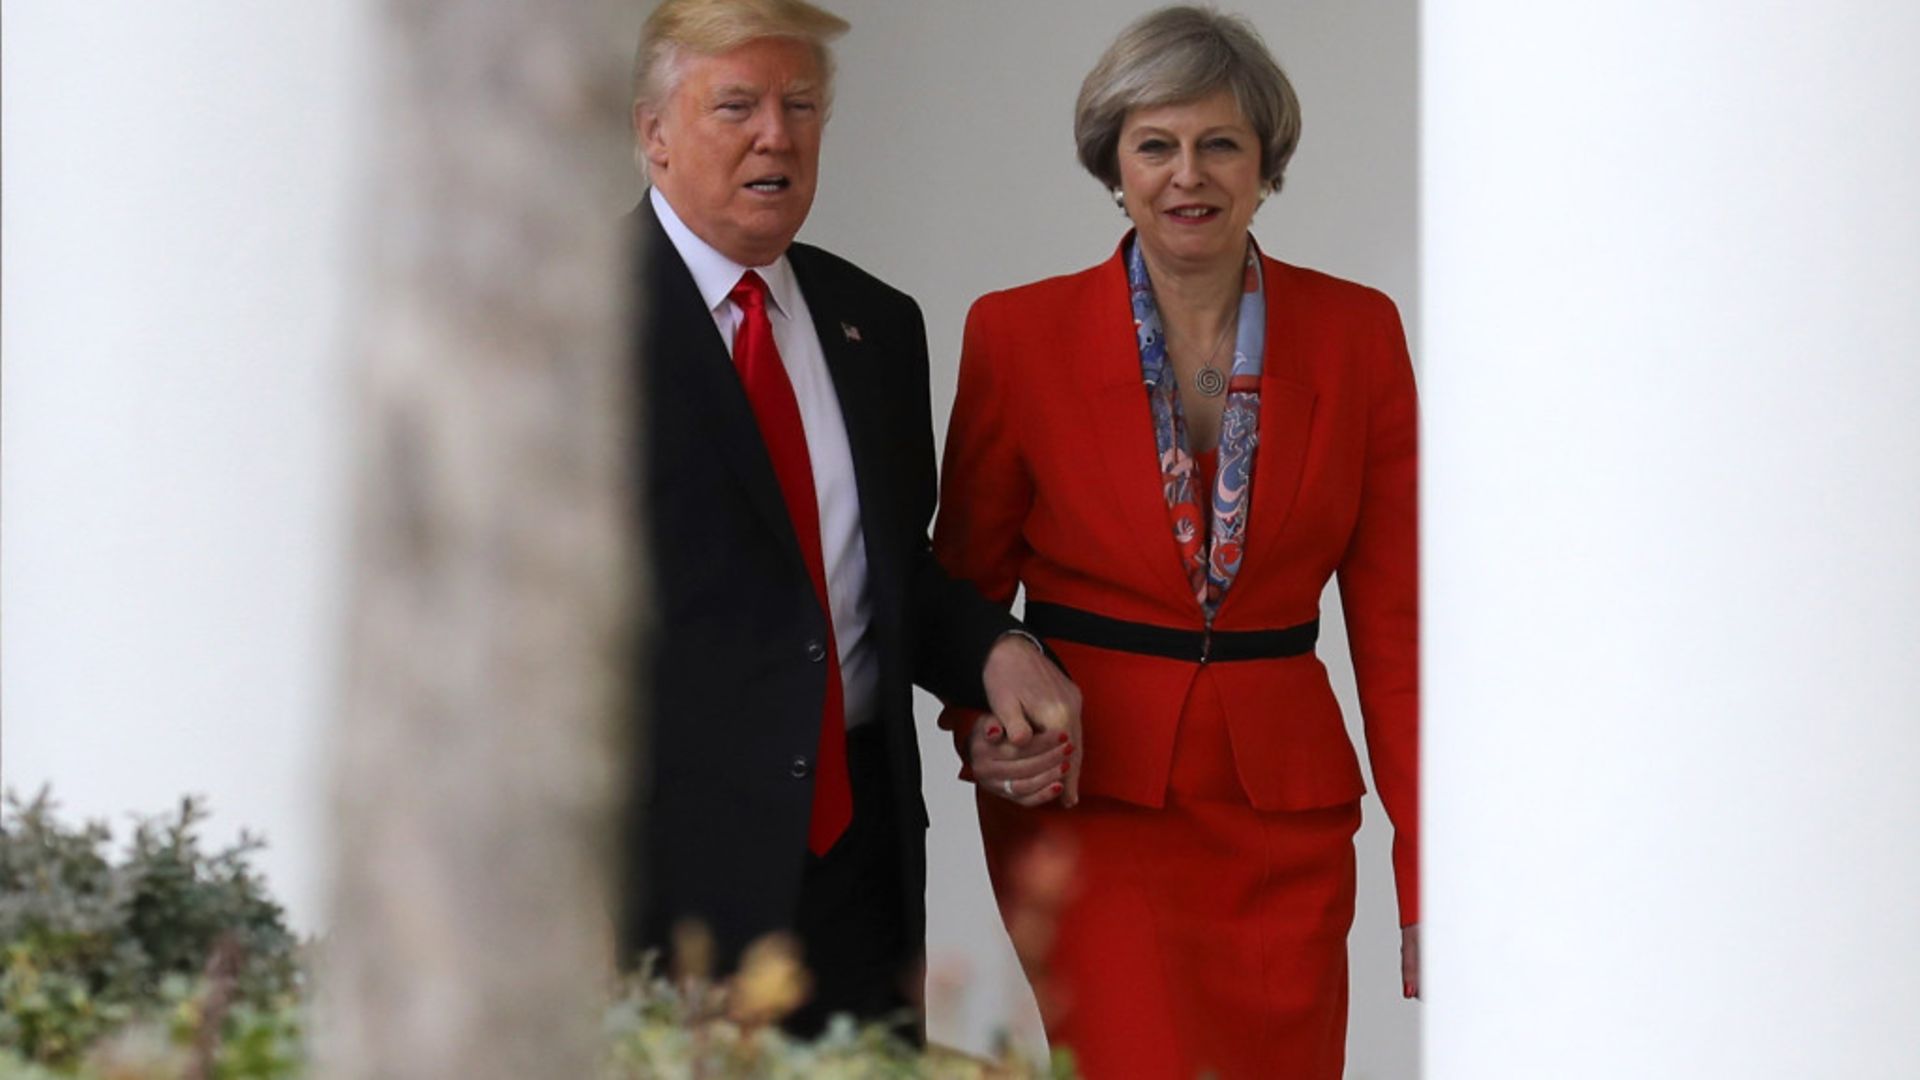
top-left (1, 2), bottom-right (369, 931)
top-left (1423, 2), bottom-right (1920, 1077)
top-left (800, 2), bottom-right (1420, 1071)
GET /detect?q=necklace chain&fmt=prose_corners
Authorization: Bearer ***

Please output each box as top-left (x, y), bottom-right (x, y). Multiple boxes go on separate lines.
top-left (1177, 312), bottom-right (1236, 399)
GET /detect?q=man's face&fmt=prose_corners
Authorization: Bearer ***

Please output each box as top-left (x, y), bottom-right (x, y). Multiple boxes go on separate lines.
top-left (638, 37), bottom-right (825, 267)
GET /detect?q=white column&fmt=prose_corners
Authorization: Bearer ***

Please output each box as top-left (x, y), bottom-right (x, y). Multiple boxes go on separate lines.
top-left (1424, 3), bottom-right (1920, 1078)
top-left (0, 2), bottom-right (366, 930)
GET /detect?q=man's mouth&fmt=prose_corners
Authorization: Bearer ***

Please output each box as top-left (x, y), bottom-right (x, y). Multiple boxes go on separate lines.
top-left (745, 176), bottom-right (791, 194)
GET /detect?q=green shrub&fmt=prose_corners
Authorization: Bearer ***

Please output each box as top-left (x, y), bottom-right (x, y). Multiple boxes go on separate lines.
top-left (0, 789), bottom-right (302, 1076)
top-left (1, 792), bottom-right (1068, 1079)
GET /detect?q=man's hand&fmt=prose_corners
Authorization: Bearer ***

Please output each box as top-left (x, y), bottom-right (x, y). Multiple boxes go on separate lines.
top-left (1402, 923), bottom-right (1421, 999)
top-left (974, 634), bottom-right (1083, 808)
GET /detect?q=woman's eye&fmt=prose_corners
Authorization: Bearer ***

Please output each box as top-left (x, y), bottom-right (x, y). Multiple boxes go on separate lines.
top-left (1206, 137), bottom-right (1241, 151)
top-left (1136, 139), bottom-right (1171, 154)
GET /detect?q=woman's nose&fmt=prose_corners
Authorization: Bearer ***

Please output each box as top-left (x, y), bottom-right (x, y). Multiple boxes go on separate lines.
top-left (1172, 147), bottom-right (1203, 186)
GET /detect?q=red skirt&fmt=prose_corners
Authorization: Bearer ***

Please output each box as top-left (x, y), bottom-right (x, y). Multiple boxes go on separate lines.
top-left (977, 669), bottom-right (1361, 1080)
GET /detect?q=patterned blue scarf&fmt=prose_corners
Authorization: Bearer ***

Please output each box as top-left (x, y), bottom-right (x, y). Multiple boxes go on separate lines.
top-left (1129, 237), bottom-right (1266, 618)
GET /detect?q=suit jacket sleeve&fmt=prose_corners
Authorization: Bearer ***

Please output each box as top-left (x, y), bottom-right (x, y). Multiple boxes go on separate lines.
top-left (901, 295), bottom-right (1022, 711)
top-left (929, 295), bottom-right (1036, 765)
top-left (1337, 290), bottom-right (1421, 927)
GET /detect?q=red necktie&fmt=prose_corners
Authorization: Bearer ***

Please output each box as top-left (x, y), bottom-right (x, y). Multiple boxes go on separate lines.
top-left (729, 271), bottom-right (851, 856)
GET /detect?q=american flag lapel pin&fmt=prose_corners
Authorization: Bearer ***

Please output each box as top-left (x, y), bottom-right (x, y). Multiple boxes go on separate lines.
top-left (841, 321), bottom-right (862, 343)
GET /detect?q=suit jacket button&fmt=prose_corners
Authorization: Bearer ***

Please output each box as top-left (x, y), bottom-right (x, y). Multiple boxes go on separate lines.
top-left (789, 755), bottom-right (811, 779)
top-left (805, 639), bottom-right (827, 663)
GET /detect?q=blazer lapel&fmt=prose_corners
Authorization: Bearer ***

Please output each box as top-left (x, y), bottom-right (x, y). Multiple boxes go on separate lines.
top-left (1074, 250), bottom-right (1206, 615)
top-left (1221, 258), bottom-right (1318, 615)
top-left (637, 203), bottom-right (808, 574)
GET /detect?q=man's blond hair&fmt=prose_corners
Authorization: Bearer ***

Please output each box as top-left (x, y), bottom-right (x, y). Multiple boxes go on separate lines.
top-left (633, 0), bottom-right (850, 112)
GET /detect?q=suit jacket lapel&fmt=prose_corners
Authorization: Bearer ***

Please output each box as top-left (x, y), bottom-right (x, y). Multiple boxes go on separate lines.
top-left (1222, 258), bottom-right (1318, 614)
top-left (1075, 250), bottom-right (1207, 614)
top-left (787, 247), bottom-right (905, 621)
top-left (1074, 246), bottom-right (1321, 623)
top-left (637, 202), bottom-right (808, 575)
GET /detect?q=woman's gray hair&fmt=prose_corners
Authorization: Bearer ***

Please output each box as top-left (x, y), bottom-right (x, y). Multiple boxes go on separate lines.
top-left (1074, 6), bottom-right (1301, 194)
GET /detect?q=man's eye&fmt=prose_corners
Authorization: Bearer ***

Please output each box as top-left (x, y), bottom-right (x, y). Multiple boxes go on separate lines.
top-left (717, 101), bottom-right (751, 114)
top-left (787, 100), bottom-right (818, 113)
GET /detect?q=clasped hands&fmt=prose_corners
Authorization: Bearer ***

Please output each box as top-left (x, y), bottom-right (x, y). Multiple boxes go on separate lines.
top-left (973, 633), bottom-right (1083, 808)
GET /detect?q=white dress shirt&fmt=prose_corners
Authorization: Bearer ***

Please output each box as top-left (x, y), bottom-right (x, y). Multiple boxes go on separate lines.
top-left (650, 187), bottom-right (877, 730)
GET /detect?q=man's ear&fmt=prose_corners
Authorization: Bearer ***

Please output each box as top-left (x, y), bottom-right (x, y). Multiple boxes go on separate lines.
top-left (635, 102), bottom-right (670, 171)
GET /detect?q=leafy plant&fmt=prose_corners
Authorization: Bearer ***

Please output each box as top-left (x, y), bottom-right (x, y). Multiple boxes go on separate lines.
top-left (598, 935), bottom-right (1069, 1079)
top-left (0, 789), bottom-right (302, 1076)
top-left (1, 792), bottom-right (1070, 1079)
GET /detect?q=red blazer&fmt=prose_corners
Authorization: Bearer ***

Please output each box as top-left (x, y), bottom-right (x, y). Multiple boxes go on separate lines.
top-left (933, 240), bottom-right (1420, 925)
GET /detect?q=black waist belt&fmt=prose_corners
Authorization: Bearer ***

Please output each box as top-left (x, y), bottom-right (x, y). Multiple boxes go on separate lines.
top-left (1023, 601), bottom-right (1318, 665)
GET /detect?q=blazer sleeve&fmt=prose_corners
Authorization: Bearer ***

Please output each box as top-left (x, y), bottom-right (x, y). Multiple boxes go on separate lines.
top-left (1337, 290), bottom-right (1422, 928)
top-left (929, 296), bottom-right (1037, 767)
top-left (902, 295), bottom-right (1022, 711)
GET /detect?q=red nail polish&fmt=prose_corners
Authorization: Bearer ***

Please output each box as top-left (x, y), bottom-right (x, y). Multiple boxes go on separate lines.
top-left (986, 725), bottom-right (1001, 740)
top-left (1062, 745), bottom-right (1073, 758)
top-left (1060, 763), bottom-right (1070, 776)
top-left (1058, 733), bottom-right (1069, 744)
top-left (1051, 783), bottom-right (1063, 794)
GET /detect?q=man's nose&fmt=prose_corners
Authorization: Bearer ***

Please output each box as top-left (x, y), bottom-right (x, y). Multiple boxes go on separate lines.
top-left (752, 108), bottom-right (794, 153)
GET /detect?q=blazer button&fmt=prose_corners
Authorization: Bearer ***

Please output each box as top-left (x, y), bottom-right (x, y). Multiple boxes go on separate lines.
top-left (789, 755), bottom-right (811, 779)
top-left (805, 639), bottom-right (827, 663)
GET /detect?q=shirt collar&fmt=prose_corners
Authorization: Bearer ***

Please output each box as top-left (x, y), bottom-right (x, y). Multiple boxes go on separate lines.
top-left (649, 186), bottom-right (799, 321)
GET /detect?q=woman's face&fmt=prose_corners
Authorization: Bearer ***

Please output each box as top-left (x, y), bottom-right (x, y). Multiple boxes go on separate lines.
top-left (1116, 88), bottom-right (1266, 276)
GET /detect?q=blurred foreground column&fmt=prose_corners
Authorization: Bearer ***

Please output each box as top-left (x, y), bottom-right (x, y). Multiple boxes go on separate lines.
top-left (1424, 3), bottom-right (1920, 1078)
top-left (325, 1), bottom-right (636, 1077)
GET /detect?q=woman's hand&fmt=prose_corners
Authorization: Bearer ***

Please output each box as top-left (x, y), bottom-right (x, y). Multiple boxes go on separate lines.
top-left (975, 634), bottom-right (1082, 807)
top-left (1401, 923), bottom-right (1421, 999)
top-left (966, 708), bottom-right (1078, 809)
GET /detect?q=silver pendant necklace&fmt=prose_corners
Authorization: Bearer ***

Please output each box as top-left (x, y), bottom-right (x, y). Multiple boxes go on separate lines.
top-left (1185, 315), bottom-right (1237, 399)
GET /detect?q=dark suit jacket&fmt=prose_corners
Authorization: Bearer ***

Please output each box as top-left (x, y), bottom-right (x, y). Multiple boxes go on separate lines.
top-left (622, 199), bottom-right (1016, 973)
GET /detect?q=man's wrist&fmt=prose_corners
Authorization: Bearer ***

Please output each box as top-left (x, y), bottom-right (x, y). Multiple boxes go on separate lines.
top-left (996, 628), bottom-right (1045, 655)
